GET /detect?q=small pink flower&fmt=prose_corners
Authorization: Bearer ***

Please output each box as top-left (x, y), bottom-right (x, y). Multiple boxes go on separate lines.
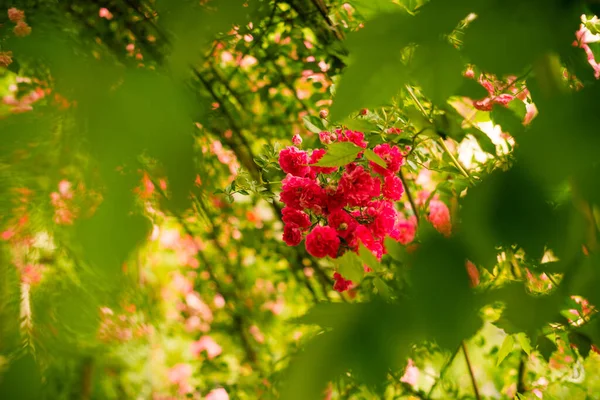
top-left (337, 129), bottom-right (367, 148)
top-left (333, 272), bottom-right (352, 292)
top-left (292, 134), bottom-right (302, 146)
top-left (318, 131), bottom-right (337, 145)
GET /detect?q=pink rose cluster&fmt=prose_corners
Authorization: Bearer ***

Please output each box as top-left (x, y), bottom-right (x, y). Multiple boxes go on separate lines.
top-left (278, 129), bottom-right (414, 292)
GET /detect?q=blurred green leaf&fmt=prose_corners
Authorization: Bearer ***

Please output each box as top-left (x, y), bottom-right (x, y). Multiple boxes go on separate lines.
top-left (0, 354), bottom-right (41, 400)
top-left (497, 334), bottom-right (515, 366)
top-left (337, 251), bottom-right (364, 283)
top-left (358, 242), bottom-right (381, 271)
top-left (411, 41), bottom-right (464, 105)
top-left (517, 332), bottom-right (533, 356)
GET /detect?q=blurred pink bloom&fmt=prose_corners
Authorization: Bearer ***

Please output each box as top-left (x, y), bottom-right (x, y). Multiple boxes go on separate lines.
top-left (58, 180), bottom-right (72, 198)
top-left (264, 297), bottom-right (285, 315)
top-left (21, 264), bottom-right (43, 285)
top-left (1, 230), bottom-right (15, 240)
top-left (205, 388), bottom-right (229, 400)
top-left (400, 359), bottom-right (419, 386)
top-left (13, 21), bottom-right (31, 37)
top-left (213, 294), bottom-right (225, 308)
top-left (249, 325), bottom-right (265, 343)
top-left (574, 23), bottom-right (600, 79)
top-left (186, 292), bottom-right (214, 323)
top-left (150, 225), bottom-right (160, 240)
top-left (172, 272), bottom-right (193, 294)
top-left (99, 8), bottom-right (113, 20)
top-left (160, 229), bottom-right (180, 248)
top-left (240, 55), bottom-right (257, 68)
top-left (8, 8), bottom-right (25, 22)
top-left (191, 335), bottom-right (222, 359)
top-left (168, 363), bottom-right (193, 395)
top-left (185, 315), bottom-right (201, 332)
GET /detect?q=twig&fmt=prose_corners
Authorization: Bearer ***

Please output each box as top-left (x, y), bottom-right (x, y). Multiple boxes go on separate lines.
top-left (462, 341), bottom-right (481, 400)
top-left (427, 343), bottom-right (461, 398)
top-left (399, 170), bottom-right (419, 223)
top-left (405, 85), bottom-right (473, 182)
top-left (517, 351), bottom-right (527, 395)
top-left (437, 138), bottom-right (473, 182)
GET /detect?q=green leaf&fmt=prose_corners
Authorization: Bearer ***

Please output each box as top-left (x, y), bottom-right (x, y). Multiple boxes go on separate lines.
top-left (497, 334), bottom-right (515, 366)
top-left (461, 166), bottom-right (554, 267)
top-left (569, 332), bottom-right (592, 358)
top-left (384, 236), bottom-right (406, 262)
top-left (313, 142), bottom-right (362, 167)
top-left (537, 335), bottom-right (557, 362)
top-left (364, 149), bottom-right (387, 168)
top-left (0, 354), bottom-right (41, 400)
top-left (282, 302), bottom-right (411, 400)
top-left (341, 118), bottom-right (378, 133)
top-left (411, 41), bottom-right (465, 105)
top-left (303, 115), bottom-right (327, 134)
top-left (490, 104), bottom-right (523, 136)
top-left (408, 228), bottom-right (482, 349)
top-left (358, 243), bottom-right (381, 271)
top-left (491, 284), bottom-right (563, 339)
top-left (373, 277), bottom-right (391, 298)
top-left (337, 251), bottom-right (364, 283)
top-left (348, 0), bottom-right (400, 18)
top-left (466, 127), bottom-right (496, 155)
top-left (329, 12), bottom-right (413, 121)
top-left (517, 332), bottom-right (533, 356)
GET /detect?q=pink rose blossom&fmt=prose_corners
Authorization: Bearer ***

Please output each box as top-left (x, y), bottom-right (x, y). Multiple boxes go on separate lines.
top-left (371, 144), bottom-right (404, 176)
top-left (338, 165), bottom-right (380, 207)
top-left (333, 272), bottom-right (352, 293)
top-left (337, 129), bottom-right (367, 148)
top-left (428, 199), bottom-right (452, 237)
top-left (305, 226), bottom-right (340, 258)
top-left (281, 207), bottom-right (311, 229)
top-left (283, 223), bottom-right (303, 246)
top-left (327, 209), bottom-right (357, 239)
top-left (382, 175), bottom-right (404, 201)
top-left (279, 146), bottom-right (310, 177)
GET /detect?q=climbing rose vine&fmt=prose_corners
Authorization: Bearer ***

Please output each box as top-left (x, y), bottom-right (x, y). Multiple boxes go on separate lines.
top-left (277, 129), bottom-right (453, 292)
